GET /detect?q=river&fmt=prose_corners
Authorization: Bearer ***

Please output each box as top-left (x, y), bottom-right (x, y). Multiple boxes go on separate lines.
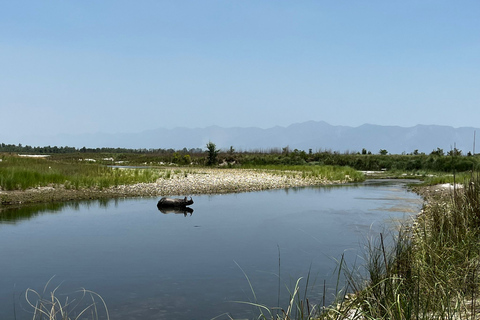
top-left (0, 180), bottom-right (422, 319)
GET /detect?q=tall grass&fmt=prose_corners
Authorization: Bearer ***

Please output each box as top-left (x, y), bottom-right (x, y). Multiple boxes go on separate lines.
top-left (0, 156), bottom-right (364, 191)
top-left (316, 173), bottom-right (480, 320)
top-left (232, 260), bottom-right (320, 320)
top-left (23, 278), bottom-right (109, 320)
top-left (0, 156), bottom-right (164, 190)
top-left (245, 174), bottom-right (480, 320)
top-left (421, 171), bottom-right (473, 186)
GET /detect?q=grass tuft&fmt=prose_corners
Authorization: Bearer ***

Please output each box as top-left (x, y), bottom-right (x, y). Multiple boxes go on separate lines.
top-left (317, 173), bottom-right (480, 320)
top-left (24, 277), bottom-right (109, 320)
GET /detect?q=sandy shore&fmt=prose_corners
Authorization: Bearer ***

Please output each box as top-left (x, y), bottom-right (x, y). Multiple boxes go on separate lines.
top-left (0, 168), bottom-right (345, 206)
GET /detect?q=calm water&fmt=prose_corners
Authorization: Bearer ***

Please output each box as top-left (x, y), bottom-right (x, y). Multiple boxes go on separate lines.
top-left (0, 180), bottom-right (422, 319)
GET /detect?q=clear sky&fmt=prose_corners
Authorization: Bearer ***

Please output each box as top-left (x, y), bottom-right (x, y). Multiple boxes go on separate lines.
top-left (1, 1), bottom-right (479, 144)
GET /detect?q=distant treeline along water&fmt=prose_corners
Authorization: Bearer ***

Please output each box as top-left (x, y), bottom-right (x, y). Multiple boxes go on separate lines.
top-left (1, 142), bottom-right (479, 173)
top-left (0, 143), bottom-right (204, 154)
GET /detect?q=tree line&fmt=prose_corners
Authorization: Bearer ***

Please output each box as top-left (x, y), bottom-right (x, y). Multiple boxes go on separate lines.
top-left (0, 143), bottom-right (203, 155)
top-left (2, 142), bottom-right (478, 172)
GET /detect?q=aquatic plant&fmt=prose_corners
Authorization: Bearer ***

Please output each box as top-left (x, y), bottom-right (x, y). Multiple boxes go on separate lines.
top-left (232, 260), bottom-right (320, 320)
top-left (24, 278), bottom-right (109, 320)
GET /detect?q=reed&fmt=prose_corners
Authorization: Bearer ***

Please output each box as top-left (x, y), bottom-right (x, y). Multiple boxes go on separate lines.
top-left (317, 173), bottom-right (480, 320)
top-left (24, 278), bottom-right (109, 320)
top-left (233, 261), bottom-right (319, 320)
top-left (244, 174), bottom-right (480, 320)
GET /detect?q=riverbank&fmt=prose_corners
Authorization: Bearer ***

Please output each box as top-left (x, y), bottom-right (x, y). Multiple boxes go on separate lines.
top-left (317, 176), bottom-right (480, 320)
top-left (0, 168), bottom-right (354, 207)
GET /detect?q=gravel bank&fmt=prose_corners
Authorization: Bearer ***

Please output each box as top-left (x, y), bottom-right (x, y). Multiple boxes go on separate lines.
top-left (0, 168), bottom-right (346, 206)
top-left (112, 168), bottom-right (338, 196)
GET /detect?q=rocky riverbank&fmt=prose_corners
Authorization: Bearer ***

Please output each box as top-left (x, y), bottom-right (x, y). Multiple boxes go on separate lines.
top-left (0, 168), bottom-right (347, 207)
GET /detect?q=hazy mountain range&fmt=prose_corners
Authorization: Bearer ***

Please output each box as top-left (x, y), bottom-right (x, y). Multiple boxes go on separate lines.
top-left (17, 121), bottom-right (479, 155)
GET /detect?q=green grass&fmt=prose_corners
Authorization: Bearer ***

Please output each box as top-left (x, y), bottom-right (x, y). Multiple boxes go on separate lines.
top-left (0, 155), bottom-right (364, 192)
top-left (243, 173), bottom-right (480, 320)
top-left (420, 171), bottom-right (473, 186)
top-left (0, 155), bottom-right (164, 191)
top-left (9, 153), bottom-right (480, 319)
top-left (314, 173), bottom-right (480, 320)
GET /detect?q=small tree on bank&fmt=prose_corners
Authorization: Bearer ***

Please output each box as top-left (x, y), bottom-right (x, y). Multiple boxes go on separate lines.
top-left (379, 149), bottom-right (388, 155)
top-left (206, 141), bottom-right (219, 166)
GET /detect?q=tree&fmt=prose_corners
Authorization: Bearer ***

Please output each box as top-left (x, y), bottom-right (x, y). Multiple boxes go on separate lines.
top-left (379, 149), bottom-right (388, 155)
top-left (206, 141), bottom-right (219, 166)
top-left (430, 148), bottom-right (444, 156)
top-left (447, 148), bottom-right (462, 157)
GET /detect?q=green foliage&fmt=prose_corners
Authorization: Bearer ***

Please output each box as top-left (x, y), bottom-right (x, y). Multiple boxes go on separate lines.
top-left (320, 173), bottom-right (480, 320)
top-left (0, 142), bottom-right (204, 155)
top-left (224, 151), bottom-right (480, 173)
top-left (3, 141), bottom-right (480, 174)
top-left (206, 141), bottom-right (219, 166)
top-left (0, 155), bottom-right (162, 191)
top-left (430, 147), bottom-right (445, 156)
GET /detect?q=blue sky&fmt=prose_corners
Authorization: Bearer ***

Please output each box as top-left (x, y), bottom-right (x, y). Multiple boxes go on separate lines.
top-left (1, 1), bottom-right (479, 143)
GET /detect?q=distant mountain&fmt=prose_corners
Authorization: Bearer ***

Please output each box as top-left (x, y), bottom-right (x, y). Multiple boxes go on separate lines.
top-left (16, 121), bottom-right (479, 155)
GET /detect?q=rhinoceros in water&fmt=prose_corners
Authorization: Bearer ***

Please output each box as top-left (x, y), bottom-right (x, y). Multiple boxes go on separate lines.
top-left (157, 196), bottom-right (194, 208)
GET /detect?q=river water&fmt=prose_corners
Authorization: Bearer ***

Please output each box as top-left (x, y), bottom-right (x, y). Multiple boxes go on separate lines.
top-left (0, 180), bottom-right (422, 319)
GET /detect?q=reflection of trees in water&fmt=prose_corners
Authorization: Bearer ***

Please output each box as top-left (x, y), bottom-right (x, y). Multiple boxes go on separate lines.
top-left (0, 199), bottom-right (118, 224)
top-left (0, 202), bottom-right (69, 224)
top-left (284, 180), bottom-right (420, 195)
top-left (283, 183), bottom-right (361, 195)
top-left (0, 197), bottom-right (196, 223)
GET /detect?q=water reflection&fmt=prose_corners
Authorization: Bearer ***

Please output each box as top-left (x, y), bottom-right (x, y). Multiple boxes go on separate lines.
top-left (0, 202), bottom-right (70, 224)
top-left (0, 180), bottom-right (419, 224)
top-left (0, 198), bottom-right (128, 224)
top-left (157, 206), bottom-right (194, 216)
top-left (0, 180), bottom-right (423, 320)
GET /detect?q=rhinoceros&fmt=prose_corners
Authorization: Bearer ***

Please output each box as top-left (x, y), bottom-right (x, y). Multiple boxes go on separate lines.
top-left (157, 196), bottom-right (194, 208)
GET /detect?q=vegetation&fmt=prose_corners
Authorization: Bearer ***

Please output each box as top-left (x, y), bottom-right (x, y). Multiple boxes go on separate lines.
top-left (317, 173), bottom-right (480, 319)
top-left (24, 278), bottom-right (109, 320)
top-left (206, 141), bottom-right (220, 166)
top-left (2, 142), bottom-right (479, 172)
top-left (0, 155), bottom-right (363, 195)
top-left (3, 142), bottom-right (480, 319)
top-left (248, 173), bottom-right (480, 320)
top-left (2, 141), bottom-right (479, 194)
top-left (0, 155), bottom-right (163, 191)
top-left (234, 149), bottom-right (479, 173)
top-left (0, 142), bottom-right (203, 155)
